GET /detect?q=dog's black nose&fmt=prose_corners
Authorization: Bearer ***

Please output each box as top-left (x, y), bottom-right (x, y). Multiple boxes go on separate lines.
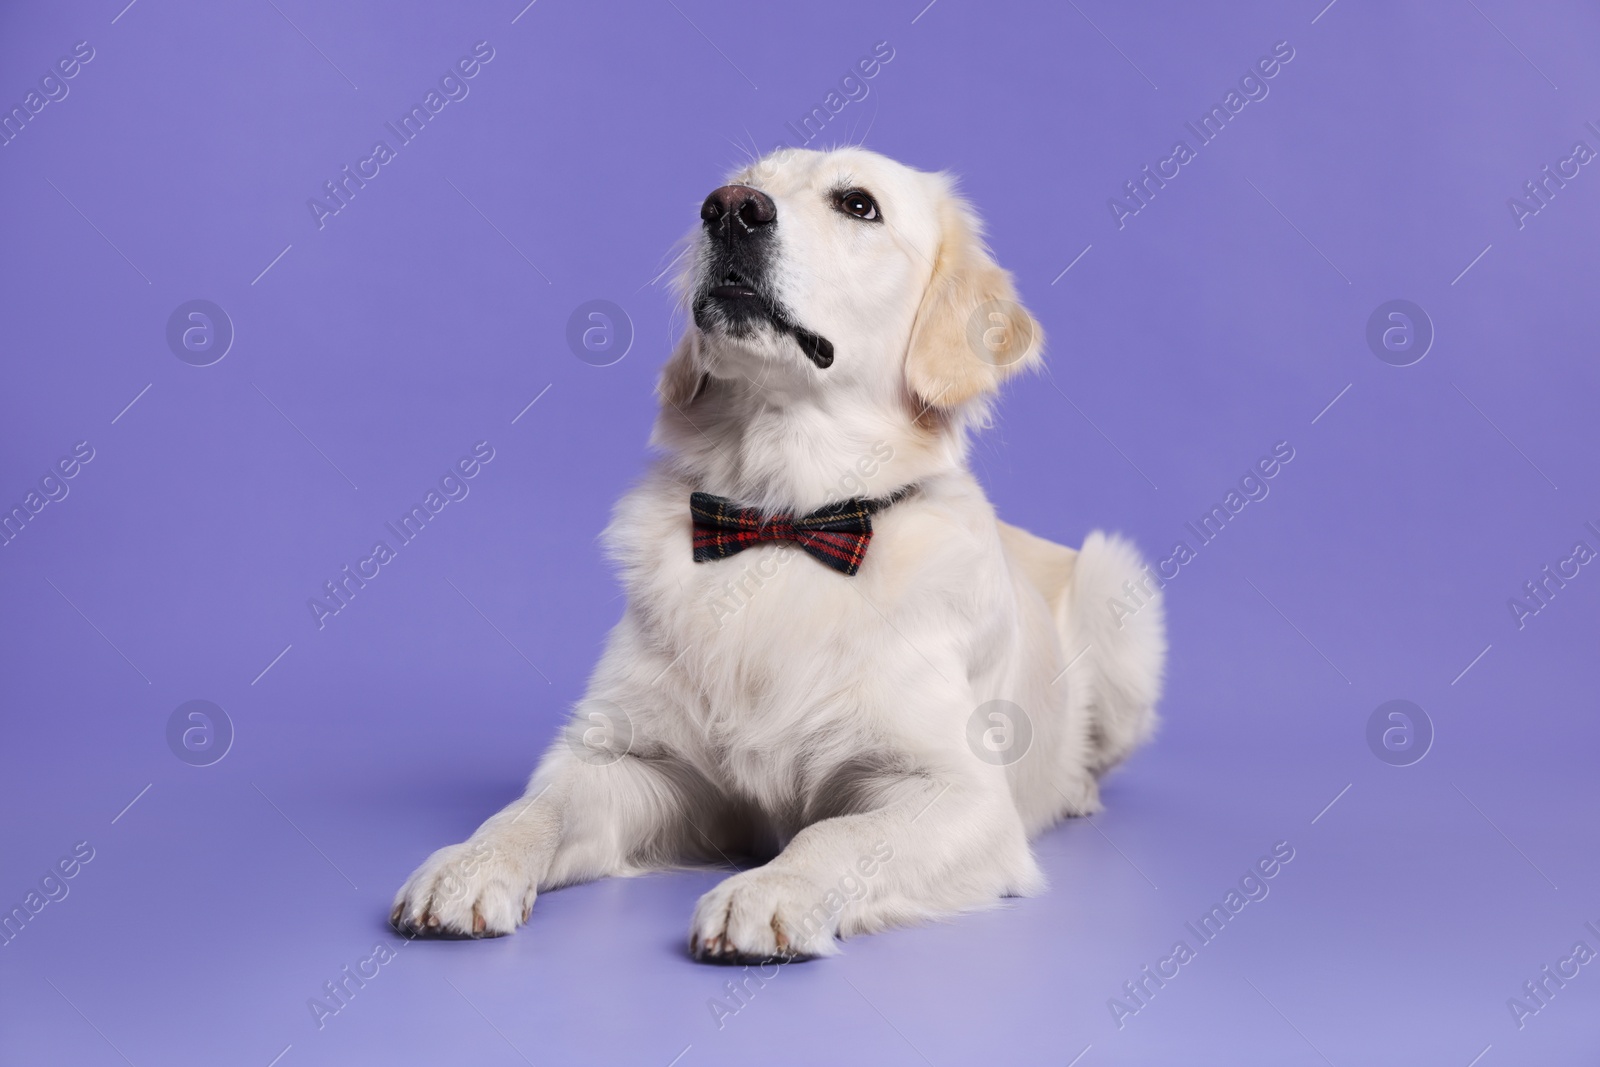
top-left (701, 185), bottom-right (776, 231)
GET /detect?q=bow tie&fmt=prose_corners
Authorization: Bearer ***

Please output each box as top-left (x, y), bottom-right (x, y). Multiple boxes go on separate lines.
top-left (690, 487), bottom-right (915, 577)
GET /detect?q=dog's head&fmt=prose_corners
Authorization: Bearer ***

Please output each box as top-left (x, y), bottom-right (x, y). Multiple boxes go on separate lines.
top-left (661, 147), bottom-right (1042, 423)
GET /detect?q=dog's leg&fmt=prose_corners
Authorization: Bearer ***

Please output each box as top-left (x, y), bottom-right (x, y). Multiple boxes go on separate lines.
top-left (391, 741), bottom-right (715, 938)
top-left (689, 772), bottom-right (1038, 962)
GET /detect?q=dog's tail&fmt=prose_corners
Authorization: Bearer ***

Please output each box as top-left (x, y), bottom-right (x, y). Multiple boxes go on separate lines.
top-left (1060, 531), bottom-right (1166, 775)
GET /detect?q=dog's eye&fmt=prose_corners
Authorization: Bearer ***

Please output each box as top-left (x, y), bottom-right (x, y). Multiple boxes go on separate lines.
top-left (836, 189), bottom-right (880, 221)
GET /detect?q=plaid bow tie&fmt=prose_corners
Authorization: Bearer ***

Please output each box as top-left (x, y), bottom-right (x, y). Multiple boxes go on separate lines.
top-left (690, 488), bottom-right (914, 577)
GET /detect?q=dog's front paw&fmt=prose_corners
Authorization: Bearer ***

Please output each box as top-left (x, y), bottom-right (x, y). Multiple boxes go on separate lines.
top-left (689, 869), bottom-right (840, 964)
top-left (390, 838), bottom-right (534, 939)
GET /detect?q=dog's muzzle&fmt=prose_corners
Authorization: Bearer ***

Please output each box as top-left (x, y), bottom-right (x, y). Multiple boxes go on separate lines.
top-left (693, 184), bottom-right (834, 370)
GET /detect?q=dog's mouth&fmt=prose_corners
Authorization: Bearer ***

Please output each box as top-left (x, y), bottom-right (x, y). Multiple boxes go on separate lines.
top-left (695, 271), bottom-right (834, 370)
top-left (707, 271), bottom-right (761, 303)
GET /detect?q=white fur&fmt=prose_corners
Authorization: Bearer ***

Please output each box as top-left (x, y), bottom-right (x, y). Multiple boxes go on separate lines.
top-left (392, 147), bottom-right (1166, 960)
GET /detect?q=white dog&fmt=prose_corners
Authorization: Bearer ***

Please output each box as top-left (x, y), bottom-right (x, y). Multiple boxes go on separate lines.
top-left (392, 147), bottom-right (1166, 961)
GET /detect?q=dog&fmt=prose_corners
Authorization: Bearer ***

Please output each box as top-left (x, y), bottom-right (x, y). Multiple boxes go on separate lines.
top-left (391, 147), bottom-right (1166, 961)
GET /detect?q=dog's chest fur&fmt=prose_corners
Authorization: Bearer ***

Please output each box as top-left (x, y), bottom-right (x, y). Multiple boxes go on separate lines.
top-left (606, 469), bottom-right (1004, 813)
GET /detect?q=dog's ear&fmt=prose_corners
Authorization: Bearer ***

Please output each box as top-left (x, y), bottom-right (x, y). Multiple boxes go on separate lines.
top-left (904, 191), bottom-right (1043, 410)
top-left (658, 329), bottom-right (707, 408)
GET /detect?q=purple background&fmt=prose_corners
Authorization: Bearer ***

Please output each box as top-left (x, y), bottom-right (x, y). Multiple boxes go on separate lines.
top-left (2, 1), bottom-right (1597, 1064)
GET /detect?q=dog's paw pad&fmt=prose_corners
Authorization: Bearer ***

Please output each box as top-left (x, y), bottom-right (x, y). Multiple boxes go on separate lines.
top-left (390, 839), bottom-right (534, 939)
top-left (1057, 775), bottom-right (1102, 817)
top-left (688, 870), bottom-right (839, 964)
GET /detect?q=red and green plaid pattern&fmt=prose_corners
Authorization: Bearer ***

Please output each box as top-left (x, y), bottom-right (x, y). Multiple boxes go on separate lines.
top-left (690, 488), bottom-right (913, 577)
